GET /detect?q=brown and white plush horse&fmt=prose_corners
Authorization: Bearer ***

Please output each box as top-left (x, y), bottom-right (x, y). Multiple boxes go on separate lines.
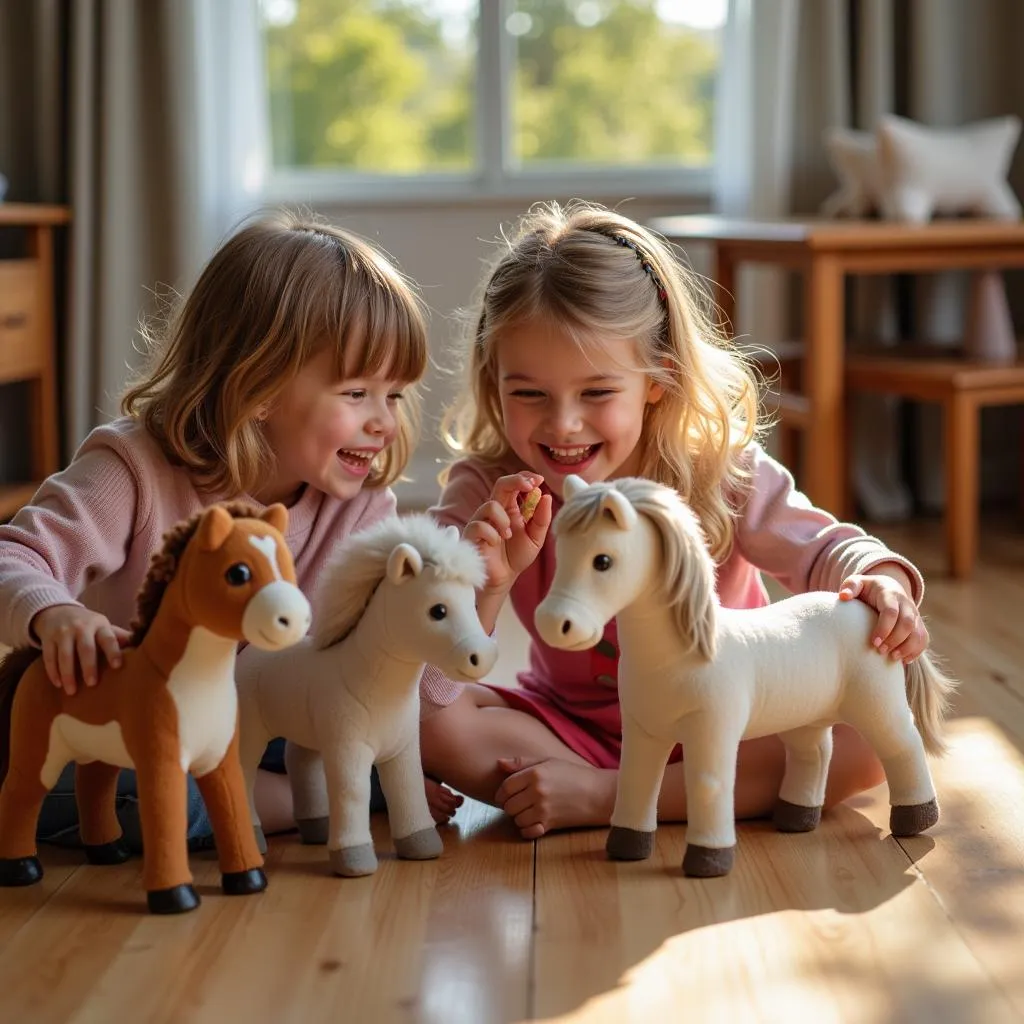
top-left (0, 503), bottom-right (311, 914)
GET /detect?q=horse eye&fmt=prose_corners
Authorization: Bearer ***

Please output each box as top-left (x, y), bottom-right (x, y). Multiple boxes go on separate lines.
top-left (593, 554), bottom-right (613, 572)
top-left (429, 604), bottom-right (447, 621)
top-left (225, 563), bottom-right (252, 586)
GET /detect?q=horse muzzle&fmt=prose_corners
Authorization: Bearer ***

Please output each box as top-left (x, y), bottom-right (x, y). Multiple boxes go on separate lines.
top-left (242, 582), bottom-right (312, 650)
top-left (534, 595), bottom-right (604, 651)
top-left (445, 635), bottom-right (499, 682)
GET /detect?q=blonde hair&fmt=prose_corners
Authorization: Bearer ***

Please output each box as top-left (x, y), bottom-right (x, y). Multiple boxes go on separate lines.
top-left (443, 201), bottom-right (762, 560)
top-left (122, 210), bottom-right (428, 495)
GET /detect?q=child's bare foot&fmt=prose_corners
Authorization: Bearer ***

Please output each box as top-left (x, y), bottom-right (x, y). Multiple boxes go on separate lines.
top-left (494, 756), bottom-right (616, 839)
top-left (425, 776), bottom-right (464, 824)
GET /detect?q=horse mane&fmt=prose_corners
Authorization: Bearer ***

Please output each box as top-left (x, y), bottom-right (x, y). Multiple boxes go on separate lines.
top-left (312, 514), bottom-right (487, 650)
top-left (556, 477), bottom-right (720, 659)
top-left (129, 501), bottom-right (261, 645)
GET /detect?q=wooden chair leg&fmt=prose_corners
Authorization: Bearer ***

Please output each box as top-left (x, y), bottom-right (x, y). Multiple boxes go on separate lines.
top-left (944, 392), bottom-right (979, 579)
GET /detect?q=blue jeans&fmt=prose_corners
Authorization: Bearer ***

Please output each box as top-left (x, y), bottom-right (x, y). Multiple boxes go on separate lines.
top-left (36, 739), bottom-right (386, 853)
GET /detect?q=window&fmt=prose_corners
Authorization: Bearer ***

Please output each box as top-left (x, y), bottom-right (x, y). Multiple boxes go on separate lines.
top-left (259, 0), bottom-right (726, 200)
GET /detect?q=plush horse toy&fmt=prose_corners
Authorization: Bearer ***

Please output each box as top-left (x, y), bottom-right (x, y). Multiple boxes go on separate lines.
top-left (235, 514), bottom-right (497, 877)
top-left (0, 503), bottom-right (311, 913)
top-left (535, 475), bottom-right (957, 879)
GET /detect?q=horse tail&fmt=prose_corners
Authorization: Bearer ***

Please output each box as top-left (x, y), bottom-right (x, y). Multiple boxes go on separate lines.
top-left (904, 651), bottom-right (958, 757)
top-left (0, 646), bottom-right (42, 786)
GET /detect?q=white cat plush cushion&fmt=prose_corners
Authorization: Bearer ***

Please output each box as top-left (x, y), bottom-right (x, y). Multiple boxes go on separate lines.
top-left (820, 115), bottom-right (1022, 223)
top-left (877, 114), bottom-right (1021, 223)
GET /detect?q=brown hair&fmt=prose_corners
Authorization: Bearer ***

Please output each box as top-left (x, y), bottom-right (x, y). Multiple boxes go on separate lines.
top-left (122, 210), bottom-right (428, 494)
top-left (443, 201), bottom-right (762, 560)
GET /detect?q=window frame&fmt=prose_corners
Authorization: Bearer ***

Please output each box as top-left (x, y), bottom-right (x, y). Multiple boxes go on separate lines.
top-left (261, 0), bottom-right (719, 205)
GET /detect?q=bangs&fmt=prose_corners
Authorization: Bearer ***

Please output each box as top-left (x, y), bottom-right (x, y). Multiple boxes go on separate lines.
top-left (319, 247), bottom-right (428, 385)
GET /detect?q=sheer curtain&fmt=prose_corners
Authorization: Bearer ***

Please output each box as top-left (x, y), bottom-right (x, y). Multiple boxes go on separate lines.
top-left (0, 0), bottom-right (267, 459)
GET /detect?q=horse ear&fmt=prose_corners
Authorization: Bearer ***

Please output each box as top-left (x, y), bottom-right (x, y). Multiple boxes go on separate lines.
top-left (563, 474), bottom-right (588, 501)
top-left (197, 505), bottom-right (235, 552)
top-left (386, 542), bottom-right (424, 584)
top-left (599, 489), bottom-right (638, 531)
top-left (261, 503), bottom-right (288, 535)
top-left (444, 525), bottom-right (460, 543)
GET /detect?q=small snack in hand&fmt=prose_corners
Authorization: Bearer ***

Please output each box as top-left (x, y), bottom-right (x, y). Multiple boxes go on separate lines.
top-left (520, 486), bottom-right (542, 523)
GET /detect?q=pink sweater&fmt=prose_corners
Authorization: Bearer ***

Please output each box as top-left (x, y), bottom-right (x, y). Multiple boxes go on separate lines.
top-left (421, 446), bottom-right (924, 715)
top-left (0, 417), bottom-right (396, 648)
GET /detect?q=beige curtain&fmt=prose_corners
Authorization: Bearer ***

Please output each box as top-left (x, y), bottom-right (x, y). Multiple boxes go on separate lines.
top-left (719, 0), bottom-right (1024, 517)
top-left (0, 0), bottom-right (265, 464)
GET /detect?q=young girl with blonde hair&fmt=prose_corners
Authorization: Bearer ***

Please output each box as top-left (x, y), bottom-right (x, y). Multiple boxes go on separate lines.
top-left (421, 201), bottom-right (931, 840)
top-left (0, 210), bottom-right (461, 849)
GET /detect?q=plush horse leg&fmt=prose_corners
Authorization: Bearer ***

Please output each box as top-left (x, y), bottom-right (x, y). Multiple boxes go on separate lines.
top-left (773, 725), bottom-right (834, 833)
top-left (193, 731), bottom-right (267, 898)
top-left (679, 721), bottom-right (742, 878)
top-left (324, 741), bottom-right (377, 877)
top-left (236, 691), bottom-right (273, 853)
top-left (0, 700), bottom-right (58, 886)
top-left (0, 764), bottom-right (50, 885)
top-left (874, 730), bottom-right (938, 836)
top-left (75, 762), bottom-right (132, 864)
top-left (134, 756), bottom-right (199, 914)
top-left (842, 699), bottom-right (939, 836)
top-left (607, 714), bottom-right (675, 861)
top-left (285, 742), bottom-right (330, 845)
top-left (376, 738), bottom-right (441, 860)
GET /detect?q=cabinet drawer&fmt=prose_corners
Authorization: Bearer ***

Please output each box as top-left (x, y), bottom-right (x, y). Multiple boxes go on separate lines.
top-left (0, 261), bottom-right (43, 381)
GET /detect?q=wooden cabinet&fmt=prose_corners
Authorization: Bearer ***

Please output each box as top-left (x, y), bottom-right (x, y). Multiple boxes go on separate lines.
top-left (0, 204), bottom-right (71, 518)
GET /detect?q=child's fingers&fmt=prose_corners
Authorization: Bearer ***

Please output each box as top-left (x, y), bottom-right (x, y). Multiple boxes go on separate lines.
top-left (871, 597), bottom-right (901, 651)
top-left (519, 822), bottom-right (546, 840)
top-left (55, 634), bottom-right (78, 695)
top-left (41, 644), bottom-right (62, 690)
top-left (524, 493), bottom-right (553, 545)
top-left (111, 626), bottom-right (132, 648)
top-left (838, 575), bottom-right (864, 600)
top-left (97, 626), bottom-right (123, 674)
top-left (77, 633), bottom-right (99, 689)
top-left (464, 519), bottom-right (504, 548)
top-left (888, 622), bottom-right (929, 662)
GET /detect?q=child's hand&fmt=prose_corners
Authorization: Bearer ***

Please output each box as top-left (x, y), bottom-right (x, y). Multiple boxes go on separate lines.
top-left (839, 574), bottom-right (929, 663)
top-left (425, 776), bottom-right (464, 824)
top-left (494, 756), bottom-right (615, 839)
top-left (463, 473), bottom-right (553, 595)
top-left (30, 604), bottom-right (131, 695)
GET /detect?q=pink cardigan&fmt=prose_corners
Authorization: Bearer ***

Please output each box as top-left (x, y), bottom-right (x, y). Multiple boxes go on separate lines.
top-left (0, 417), bottom-right (396, 648)
top-left (421, 446), bottom-right (924, 715)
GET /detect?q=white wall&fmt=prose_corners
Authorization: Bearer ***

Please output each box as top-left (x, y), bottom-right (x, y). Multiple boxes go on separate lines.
top-left (317, 195), bottom-right (708, 509)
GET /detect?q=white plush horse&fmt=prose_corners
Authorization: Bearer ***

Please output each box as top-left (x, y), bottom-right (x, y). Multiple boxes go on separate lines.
top-left (535, 475), bottom-right (956, 878)
top-left (236, 514), bottom-right (497, 877)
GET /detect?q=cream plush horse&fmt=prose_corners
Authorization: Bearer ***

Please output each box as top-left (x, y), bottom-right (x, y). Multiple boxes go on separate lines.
top-left (236, 514), bottom-right (498, 877)
top-left (535, 475), bottom-right (956, 879)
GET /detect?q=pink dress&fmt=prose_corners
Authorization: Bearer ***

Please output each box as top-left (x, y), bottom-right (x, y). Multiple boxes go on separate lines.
top-left (421, 446), bottom-right (924, 769)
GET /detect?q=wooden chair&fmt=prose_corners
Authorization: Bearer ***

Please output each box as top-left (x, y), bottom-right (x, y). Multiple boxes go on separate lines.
top-left (845, 348), bottom-right (1024, 578)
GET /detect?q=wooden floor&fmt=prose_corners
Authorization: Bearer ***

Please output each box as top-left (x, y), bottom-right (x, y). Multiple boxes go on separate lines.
top-left (1, 517), bottom-right (1023, 1023)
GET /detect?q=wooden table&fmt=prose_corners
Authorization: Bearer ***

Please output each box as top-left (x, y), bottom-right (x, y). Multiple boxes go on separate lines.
top-left (647, 215), bottom-right (1024, 515)
top-left (0, 203), bottom-right (72, 519)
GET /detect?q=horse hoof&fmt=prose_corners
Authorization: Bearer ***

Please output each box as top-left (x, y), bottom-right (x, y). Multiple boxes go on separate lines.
top-left (84, 838), bottom-right (133, 865)
top-left (394, 827), bottom-right (442, 861)
top-left (0, 856), bottom-right (43, 887)
top-left (606, 826), bottom-right (654, 861)
top-left (773, 800), bottom-right (822, 833)
top-left (222, 868), bottom-right (268, 896)
top-left (683, 843), bottom-right (735, 878)
top-left (296, 816), bottom-right (330, 845)
top-left (253, 826), bottom-right (268, 855)
top-left (330, 844), bottom-right (377, 877)
top-left (147, 883), bottom-right (201, 915)
top-left (890, 798), bottom-right (939, 837)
